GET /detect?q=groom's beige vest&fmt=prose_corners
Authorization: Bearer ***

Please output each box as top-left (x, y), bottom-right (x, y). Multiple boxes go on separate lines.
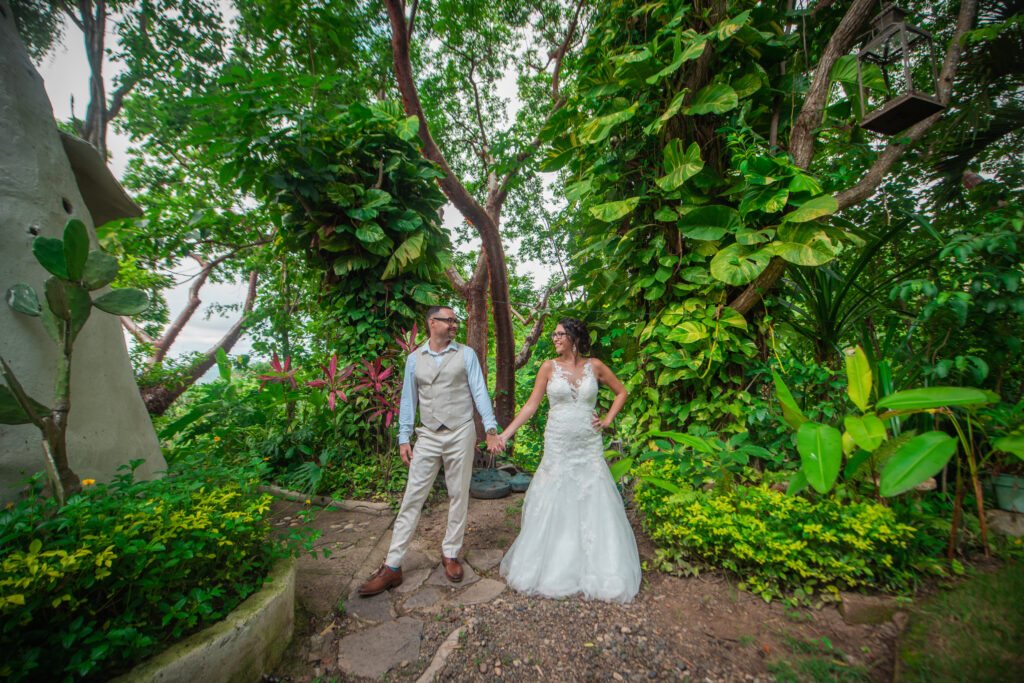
top-left (414, 345), bottom-right (474, 431)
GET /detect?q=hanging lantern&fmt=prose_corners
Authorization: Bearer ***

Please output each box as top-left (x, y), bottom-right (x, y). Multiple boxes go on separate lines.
top-left (856, 3), bottom-right (945, 135)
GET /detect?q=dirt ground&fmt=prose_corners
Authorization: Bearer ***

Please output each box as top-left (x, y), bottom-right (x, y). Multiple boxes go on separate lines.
top-left (274, 489), bottom-right (902, 682)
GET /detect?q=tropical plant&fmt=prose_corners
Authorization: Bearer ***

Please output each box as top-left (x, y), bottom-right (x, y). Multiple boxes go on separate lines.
top-left (2, 219), bottom-right (149, 502)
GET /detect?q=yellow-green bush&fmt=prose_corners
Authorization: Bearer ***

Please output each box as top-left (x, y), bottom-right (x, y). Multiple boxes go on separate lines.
top-left (634, 460), bottom-right (920, 602)
top-left (0, 456), bottom-right (313, 681)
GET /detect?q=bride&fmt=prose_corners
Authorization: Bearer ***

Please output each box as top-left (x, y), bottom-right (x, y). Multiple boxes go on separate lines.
top-left (497, 317), bottom-right (641, 602)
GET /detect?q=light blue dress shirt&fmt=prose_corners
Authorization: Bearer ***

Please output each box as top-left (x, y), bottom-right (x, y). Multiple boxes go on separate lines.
top-left (397, 341), bottom-right (499, 445)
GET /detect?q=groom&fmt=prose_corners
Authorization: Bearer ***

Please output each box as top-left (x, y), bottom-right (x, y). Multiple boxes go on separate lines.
top-left (358, 305), bottom-right (502, 596)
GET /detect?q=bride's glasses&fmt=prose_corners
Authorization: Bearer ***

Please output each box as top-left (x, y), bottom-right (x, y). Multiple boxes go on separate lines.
top-left (551, 331), bottom-right (568, 338)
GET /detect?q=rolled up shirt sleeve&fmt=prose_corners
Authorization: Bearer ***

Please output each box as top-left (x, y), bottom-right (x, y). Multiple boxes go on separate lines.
top-left (463, 348), bottom-right (498, 432)
top-left (397, 353), bottom-right (418, 445)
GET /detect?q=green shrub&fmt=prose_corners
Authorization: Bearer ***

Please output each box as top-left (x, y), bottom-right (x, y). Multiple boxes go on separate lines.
top-left (0, 456), bottom-right (311, 681)
top-left (635, 460), bottom-right (921, 602)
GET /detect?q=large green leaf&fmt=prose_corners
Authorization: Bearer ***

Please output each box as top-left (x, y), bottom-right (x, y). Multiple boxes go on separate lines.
top-left (589, 197), bottom-right (640, 222)
top-left (607, 455), bottom-right (634, 482)
top-left (579, 103), bottom-right (638, 143)
top-left (797, 421), bottom-right (843, 494)
top-left (355, 222), bottom-right (386, 243)
top-left (684, 83), bottom-right (738, 115)
top-left (33, 237), bottom-right (68, 279)
top-left (656, 140), bottom-right (703, 191)
top-left (844, 414), bottom-right (887, 452)
top-left (845, 347), bottom-right (872, 411)
top-left (781, 194), bottom-right (839, 223)
top-left (665, 321), bottom-right (708, 344)
top-left (786, 468), bottom-right (809, 495)
top-left (679, 205), bottom-right (740, 241)
top-left (876, 386), bottom-right (993, 411)
top-left (92, 288), bottom-right (150, 315)
top-left (993, 435), bottom-right (1024, 460)
top-left (396, 115), bottom-right (419, 141)
top-left (82, 251), bottom-right (119, 290)
top-left (63, 219), bottom-right (90, 281)
top-left (739, 185), bottom-right (789, 216)
top-left (879, 431), bottom-right (958, 496)
top-left (382, 231), bottom-right (425, 280)
top-left (6, 284), bottom-right (41, 316)
top-left (768, 239), bottom-right (836, 266)
top-left (772, 370), bottom-right (807, 430)
top-left (709, 243), bottom-right (771, 285)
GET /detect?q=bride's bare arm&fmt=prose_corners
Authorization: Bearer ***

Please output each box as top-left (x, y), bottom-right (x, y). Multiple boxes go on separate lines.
top-left (591, 359), bottom-right (628, 430)
top-left (498, 361), bottom-right (553, 445)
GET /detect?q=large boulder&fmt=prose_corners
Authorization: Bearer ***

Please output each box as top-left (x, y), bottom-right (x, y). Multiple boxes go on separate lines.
top-left (0, 0), bottom-right (165, 502)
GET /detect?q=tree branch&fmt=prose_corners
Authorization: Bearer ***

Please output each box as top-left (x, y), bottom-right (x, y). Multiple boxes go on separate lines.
top-left (514, 280), bottom-right (565, 370)
top-left (551, 0), bottom-right (585, 100)
top-left (120, 315), bottom-right (155, 345)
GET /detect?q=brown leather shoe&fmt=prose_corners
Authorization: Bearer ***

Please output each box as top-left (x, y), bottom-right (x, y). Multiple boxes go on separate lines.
top-left (442, 556), bottom-right (463, 583)
top-left (357, 565), bottom-right (403, 597)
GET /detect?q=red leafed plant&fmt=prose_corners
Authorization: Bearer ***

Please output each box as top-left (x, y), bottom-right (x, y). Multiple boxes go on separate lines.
top-left (349, 358), bottom-right (399, 427)
top-left (257, 352), bottom-right (298, 390)
top-left (306, 354), bottom-right (355, 412)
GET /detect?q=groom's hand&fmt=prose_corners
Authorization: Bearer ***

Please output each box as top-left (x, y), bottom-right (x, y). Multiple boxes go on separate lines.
top-left (486, 432), bottom-right (502, 454)
top-left (399, 443), bottom-right (413, 466)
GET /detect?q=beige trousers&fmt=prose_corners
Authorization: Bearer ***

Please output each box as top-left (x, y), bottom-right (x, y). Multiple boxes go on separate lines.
top-left (386, 420), bottom-right (477, 568)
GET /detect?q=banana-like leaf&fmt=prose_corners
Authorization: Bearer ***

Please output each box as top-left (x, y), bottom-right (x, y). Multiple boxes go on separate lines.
top-left (844, 414), bottom-right (887, 452)
top-left (92, 288), bottom-right (150, 315)
top-left (797, 421), bottom-right (842, 494)
top-left (608, 456), bottom-right (634, 482)
top-left (382, 231), bottom-right (426, 280)
top-left (63, 219), bottom-right (90, 281)
top-left (876, 386), bottom-right (993, 411)
top-left (82, 251), bottom-right (119, 290)
top-left (772, 370), bottom-right (807, 430)
top-left (32, 237), bottom-right (68, 279)
top-left (786, 468), bottom-right (809, 495)
top-left (879, 431), bottom-right (958, 497)
top-left (845, 347), bottom-right (872, 411)
top-left (844, 449), bottom-right (872, 479)
top-left (589, 197), bottom-right (640, 222)
top-left (6, 284), bottom-right (41, 316)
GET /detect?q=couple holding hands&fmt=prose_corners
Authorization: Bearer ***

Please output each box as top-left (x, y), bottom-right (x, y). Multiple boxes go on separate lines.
top-left (358, 305), bottom-right (641, 603)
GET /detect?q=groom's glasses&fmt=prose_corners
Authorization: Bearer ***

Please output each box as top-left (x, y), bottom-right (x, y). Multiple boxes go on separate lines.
top-left (431, 317), bottom-right (460, 325)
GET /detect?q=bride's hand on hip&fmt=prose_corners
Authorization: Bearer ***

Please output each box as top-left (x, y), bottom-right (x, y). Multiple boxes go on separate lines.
top-left (591, 414), bottom-right (610, 432)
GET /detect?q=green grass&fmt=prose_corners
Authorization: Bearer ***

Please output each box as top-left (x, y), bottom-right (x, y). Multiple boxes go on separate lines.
top-left (767, 635), bottom-right (871, 683)
top-left (897, 561), bottom-right (1024, 682)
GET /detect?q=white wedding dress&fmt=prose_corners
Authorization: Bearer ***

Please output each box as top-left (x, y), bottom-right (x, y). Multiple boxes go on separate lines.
top-left (500, 359), bottom-right (641, 602)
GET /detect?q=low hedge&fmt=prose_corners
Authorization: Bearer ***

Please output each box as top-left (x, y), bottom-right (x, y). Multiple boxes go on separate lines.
top-left (0, 456), bottom-right (312, 681)
top-left (634, 461), bottom-right (921, 602)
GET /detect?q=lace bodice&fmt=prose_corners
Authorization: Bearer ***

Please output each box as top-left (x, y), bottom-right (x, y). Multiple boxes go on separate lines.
top-left (547, 359), bottom-right (599, 411)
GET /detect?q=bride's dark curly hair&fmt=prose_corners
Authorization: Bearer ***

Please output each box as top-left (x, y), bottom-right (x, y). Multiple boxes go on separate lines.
top-left (557, 317), bottom-right (592, 355)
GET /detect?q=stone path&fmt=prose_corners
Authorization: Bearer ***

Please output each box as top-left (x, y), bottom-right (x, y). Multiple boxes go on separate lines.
top-left (269, 497), bottom-right (517, 682)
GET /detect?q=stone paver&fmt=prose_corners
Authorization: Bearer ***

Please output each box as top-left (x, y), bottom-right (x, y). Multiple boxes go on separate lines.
top-left (403, 587), bottom-right (442, 611)
top-left (465, 548), bottom-right (504, 573)
top-left (425, 561), bottom-right (480, 588)
top-left (395, 567), bottom-right (432, 595)
top-left (452, 578), bottom-right (506, 606)
top-left (346, 589), bottom-right (395, 622)
top-left (336, 616), bottom-right (423, 678)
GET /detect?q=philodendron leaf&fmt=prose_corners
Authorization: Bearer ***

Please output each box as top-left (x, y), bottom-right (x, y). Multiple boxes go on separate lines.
top-left (656, 140), bottom-right (704, 191)
top-left (0, 384), bottom-right (51, 425)
top-left (772, 369), bottom-right (807, 430)
top-left (781, 194), bottom-right (838, 223)
top-left (679, 205), bottom-right (740, 241)
top-left (876, 386), bottom-right (994, 411)
top-left (382, 231), bottom-right (426, 280)
top-left (684, 83), bottom-right (738, 115)
top-left (844, 414), bottom-right (887, 452)
top-left (92, 288), bottom-right (150, 315)
top-left (66, 284), bottom-right (92, 342)
top-left (63, 219), bottom-right (90, 281)
top-left (797, 421), bottom-right (842, 494)
top-left (44, 277), bottom-right (70, 320)
top-left (6, 284), bottom-right (41, 316)
top-left (879, 431), bottom-right (958, 497)
top-left (845, 346), bottom-right (872, 411)
top-left (82, 251), bottom-right (119, 290)
top-left (589, 197), bottom-right (640, 222)
top-left (33, 237), bottom-right (68, 279)
top-left (709, 243), bottom-right (771, 285)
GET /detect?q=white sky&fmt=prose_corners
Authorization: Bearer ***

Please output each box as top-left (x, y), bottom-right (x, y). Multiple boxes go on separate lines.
top-left (35, 12), bottom-right (555, 370)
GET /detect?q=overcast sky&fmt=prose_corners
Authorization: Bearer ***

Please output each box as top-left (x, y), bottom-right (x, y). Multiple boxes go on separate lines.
top-left (35, 13), bottom-right (555, 370)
